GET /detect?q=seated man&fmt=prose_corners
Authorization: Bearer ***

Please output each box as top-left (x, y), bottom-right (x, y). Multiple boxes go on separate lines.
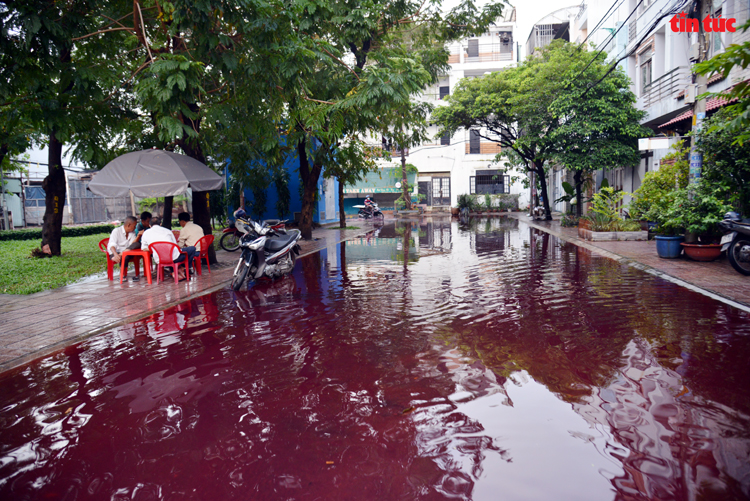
top-left (108, 216), bottom-right (139, 279)
top-left (141, 224), bottom-right (196, 280)
top-left (177, 212), bottom-right (204, 270)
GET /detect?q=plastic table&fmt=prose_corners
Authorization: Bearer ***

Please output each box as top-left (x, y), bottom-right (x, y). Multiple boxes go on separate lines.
top-left (119, 249), bottom-right (153, 285)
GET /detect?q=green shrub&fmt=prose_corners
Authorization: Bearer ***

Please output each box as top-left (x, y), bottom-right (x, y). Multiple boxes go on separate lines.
top-left (0, 224), bottom-right (115, 242)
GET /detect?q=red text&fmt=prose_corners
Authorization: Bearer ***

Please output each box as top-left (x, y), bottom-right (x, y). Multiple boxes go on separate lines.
top-left (669, 12), bottom-right (736, 32)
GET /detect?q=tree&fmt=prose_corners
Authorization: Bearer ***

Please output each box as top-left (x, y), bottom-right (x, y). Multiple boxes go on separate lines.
top-left (1, 1), bottom-right (129, 256)
top-left (266, 0), bottom-right (508, 239)
top-left (435, 40), bottom-right (645, 220)
top-left (694, 20), bottom-right (750, 145)
top-left (695, 108), bottom-right (750, 215)
top-left (548, 43), bottom-right (647, 217)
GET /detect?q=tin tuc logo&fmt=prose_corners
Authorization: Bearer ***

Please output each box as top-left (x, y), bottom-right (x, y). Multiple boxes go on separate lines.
top-left (670, 12), bottom-right (737, 32)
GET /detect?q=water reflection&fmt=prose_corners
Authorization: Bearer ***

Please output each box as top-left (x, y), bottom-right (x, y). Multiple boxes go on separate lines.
top-left (0, 217), bottom-right (748, 500)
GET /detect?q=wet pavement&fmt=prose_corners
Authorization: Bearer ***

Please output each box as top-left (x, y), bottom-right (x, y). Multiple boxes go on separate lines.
top-left (1, 215), bottom-right (749, 376)
top-left (1, 217), bottom-right (749, 500)
top-left (0, 222), bottom-right (379, 372)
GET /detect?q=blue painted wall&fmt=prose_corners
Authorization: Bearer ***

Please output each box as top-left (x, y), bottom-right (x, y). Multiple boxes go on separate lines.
top-left (227, 150), bottom-right (339, 224)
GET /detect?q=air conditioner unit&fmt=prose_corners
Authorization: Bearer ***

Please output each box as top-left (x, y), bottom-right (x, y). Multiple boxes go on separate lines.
top-left (685, 84), bottom-right (697, 104)
top-left (689, 43), bottom-right (700, 61)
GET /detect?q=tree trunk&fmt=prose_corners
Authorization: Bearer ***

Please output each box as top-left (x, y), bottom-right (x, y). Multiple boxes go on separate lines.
top-left (38, 131), bottom-right (66, 256)
top-left (401, 146), bottom-right (411, 210)
top-left (574, 170), bottom-right (584, 218)
top-left (162, 196), bottom-right (173, 229)
top-left (297, 138), bottom-right (323, 240)
top-left (535, 161), bottom-right (553, 220)
top-left (338, 177), bottom-right (346, 228)
top-left (180, 138), bottom-right (217, 264)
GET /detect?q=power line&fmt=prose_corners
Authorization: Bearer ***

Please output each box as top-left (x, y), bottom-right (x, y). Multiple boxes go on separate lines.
top-left (568, 0), bottom-right (647, 86)
top-left (577, 0), bottom-right (624, 50)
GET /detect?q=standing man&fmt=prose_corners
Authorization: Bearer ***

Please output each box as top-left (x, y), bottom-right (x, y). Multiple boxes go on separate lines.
top-left (177, 212), bottom-right (204, 271)
top-left (107, 216), bottom-right (138, 278)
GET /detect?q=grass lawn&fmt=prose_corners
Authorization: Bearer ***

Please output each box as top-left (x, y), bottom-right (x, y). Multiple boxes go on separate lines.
top-left (0, 234), bottom-right (111, 295)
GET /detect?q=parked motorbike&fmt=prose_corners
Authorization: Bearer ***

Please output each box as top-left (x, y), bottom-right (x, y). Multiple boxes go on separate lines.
top-left (230, 217), bottom-right (302, 291)
top-left (719, 212), bottom-right (750, 276)
top-left (221, 218), bottom-right (287, 252)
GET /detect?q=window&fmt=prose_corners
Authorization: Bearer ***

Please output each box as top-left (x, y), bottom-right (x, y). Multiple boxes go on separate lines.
top-left (711, 8), bottom-right (723, 56)
top-left (641, 58), bottom-right (652, 94)
top-left (439, 86), bottom-right (450, 99)
top-left (469, 130), bottom-right (481, 154)
top-left (470, 171), bottom-right (510, 194)
top-left (441, 132), bottom-right (451, 146)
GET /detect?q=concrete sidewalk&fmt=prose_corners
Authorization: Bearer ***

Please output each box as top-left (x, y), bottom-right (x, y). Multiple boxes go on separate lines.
top-left (515, 214), bottom-right (750, 311)
top-left (0, 221), bottom-right (378, 373)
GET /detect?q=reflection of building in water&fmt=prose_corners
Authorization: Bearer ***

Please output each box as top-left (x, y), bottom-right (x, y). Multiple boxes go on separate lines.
top-left (572, 339), bottom-right (750, 499)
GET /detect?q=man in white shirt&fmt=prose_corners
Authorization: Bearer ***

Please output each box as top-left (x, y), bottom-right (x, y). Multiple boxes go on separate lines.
top-left (141, 224), bottom-right (196, 280)
top-left (108, 216), bottom-right (138, 278)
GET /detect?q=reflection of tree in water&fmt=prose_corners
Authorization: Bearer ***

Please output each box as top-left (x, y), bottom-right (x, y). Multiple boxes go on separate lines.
top-left (438, 229), bottom-right (750, 500)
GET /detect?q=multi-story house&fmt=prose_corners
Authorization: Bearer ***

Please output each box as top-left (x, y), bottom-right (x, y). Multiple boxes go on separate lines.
top-left (574, 0), bottom-right (750, 206)
top-left (344, 7), bottom-right (523, 213)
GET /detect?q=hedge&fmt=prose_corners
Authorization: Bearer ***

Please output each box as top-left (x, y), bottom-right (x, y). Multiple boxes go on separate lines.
top-left (0, 224), bottom-right (116, 242)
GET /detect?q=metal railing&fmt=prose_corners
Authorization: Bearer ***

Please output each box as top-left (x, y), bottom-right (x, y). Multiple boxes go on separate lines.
top-left (451, 44), bottom-right (513, 63)
top-left (576, 2), bottom-right (587, 21)
top-left (641, 66), bottom-right (690, 108)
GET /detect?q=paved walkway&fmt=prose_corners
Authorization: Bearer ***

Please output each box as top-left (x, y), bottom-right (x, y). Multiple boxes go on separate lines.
top-left (2, 214), bottom-right (748, 374)
top-left (514, 214), bottom-right (750, 311)
top-left (0, 222), bottom-right (378, 373)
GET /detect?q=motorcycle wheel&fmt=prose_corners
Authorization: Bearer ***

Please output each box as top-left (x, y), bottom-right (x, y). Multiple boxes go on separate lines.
top-left (220, 232), bottom-right (241, 252)
top-left (727, 238), bottom-right (750, 276)
top-left (231, 261), bottom-right (250, 290)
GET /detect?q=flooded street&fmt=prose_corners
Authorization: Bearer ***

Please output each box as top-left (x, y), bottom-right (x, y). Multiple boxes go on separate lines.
top-left (1, 217), bottom-right (750, 500)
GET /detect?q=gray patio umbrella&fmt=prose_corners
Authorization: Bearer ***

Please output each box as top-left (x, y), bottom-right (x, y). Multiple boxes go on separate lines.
top-left (87, 149), bottom-right (224, 198)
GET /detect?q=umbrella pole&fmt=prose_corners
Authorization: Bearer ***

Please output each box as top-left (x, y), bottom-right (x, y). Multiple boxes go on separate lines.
top-left (129, 191), bottom-right (137, 217)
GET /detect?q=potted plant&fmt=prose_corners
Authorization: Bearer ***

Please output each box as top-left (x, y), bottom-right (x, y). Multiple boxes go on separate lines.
top-left (665, 180), bottom-right (733, 261)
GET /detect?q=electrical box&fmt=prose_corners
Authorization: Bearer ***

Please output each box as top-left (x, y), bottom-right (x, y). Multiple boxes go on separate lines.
top-left (685, 84), bottom-right (697, 104)
top-left (689, 43), bottom-right (700, 61)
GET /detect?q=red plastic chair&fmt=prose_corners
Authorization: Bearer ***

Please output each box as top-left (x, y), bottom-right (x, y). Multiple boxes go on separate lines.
top-left (99, 237), bottom-right (143, 280)
top-left (98, 238), bottom-right (115, 280)
top-left (149, 241), bottom-right (189, 284)
top-left (193, 234), bottom-right (215, 276)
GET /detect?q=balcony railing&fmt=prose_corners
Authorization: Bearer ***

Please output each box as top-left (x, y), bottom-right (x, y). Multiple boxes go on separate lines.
top-left (449, 44), bottom-right (514, 64)
top-left (641, 66), bottom-right (690, 108)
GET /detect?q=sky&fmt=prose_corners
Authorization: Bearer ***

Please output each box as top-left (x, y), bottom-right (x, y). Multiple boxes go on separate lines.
top-left (21, 0), bottom-right (571, 177)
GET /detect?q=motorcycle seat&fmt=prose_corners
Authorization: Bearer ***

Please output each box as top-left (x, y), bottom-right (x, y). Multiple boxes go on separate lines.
top-left (265, 230), bottom-right (300, 252)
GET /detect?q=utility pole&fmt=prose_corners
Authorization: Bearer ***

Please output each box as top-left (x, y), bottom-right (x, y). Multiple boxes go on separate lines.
top-left (689, 0), bottom-right (710, 185)
top-left (0, 166), bottom-right (9, 230)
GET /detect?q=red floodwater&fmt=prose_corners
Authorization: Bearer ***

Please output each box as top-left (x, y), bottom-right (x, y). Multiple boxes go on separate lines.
top-left (1, 218), bottom-right (749, 500)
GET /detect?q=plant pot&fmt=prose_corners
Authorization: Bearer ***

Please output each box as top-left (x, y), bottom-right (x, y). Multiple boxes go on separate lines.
top-left (680, 243), bottom-right (722, 262)
top-left (655, 235), bottom-right (685, 259)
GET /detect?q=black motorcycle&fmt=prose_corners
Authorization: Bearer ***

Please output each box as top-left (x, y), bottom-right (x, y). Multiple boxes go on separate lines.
top-left (719, 212), bottom-right (750, 276)
top-left (230, 217), bottom-right (302, 290)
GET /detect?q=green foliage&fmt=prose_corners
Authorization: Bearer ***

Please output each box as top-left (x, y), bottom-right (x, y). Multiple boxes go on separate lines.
top-left (0, 234), bottom-right (109, 294)
top-left (560, 213), bottom-right (579, 227)
top-left (694, 20), bottom-right (750, 145)
top-left (665, 180), bottom-right (733, 240)
top-left (0, 224), bottom-right (114, 242)
top-left (628, 141), bottom-right (689, 232)
top-left (456, 194), bottom-right (475, 210)
top-left (695, 108), bottom-right (750, 215)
